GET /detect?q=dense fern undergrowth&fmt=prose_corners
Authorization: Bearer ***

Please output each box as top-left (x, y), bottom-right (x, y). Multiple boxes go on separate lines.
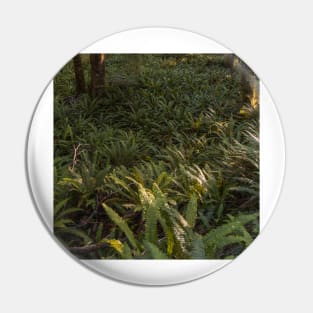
top-left (54, 54), bottom-right (259, 259)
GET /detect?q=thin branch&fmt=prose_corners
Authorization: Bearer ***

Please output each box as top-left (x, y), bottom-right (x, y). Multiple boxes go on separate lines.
top-left (70, 143), bottom-right (81, 171)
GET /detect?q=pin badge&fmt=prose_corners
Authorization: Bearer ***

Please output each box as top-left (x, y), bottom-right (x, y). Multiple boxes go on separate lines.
top-left (27, 28), bottom-right (285, 285)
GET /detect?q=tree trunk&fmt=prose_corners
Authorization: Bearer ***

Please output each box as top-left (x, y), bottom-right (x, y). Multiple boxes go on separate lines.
top-left (89, 54), bottom-right (106, 97)
top-left (224, 54), bottom-right (259, 108)
top-left (223, 54), bottom-right (236, 68)
top-left (73, 54), bottom-right (86, 95)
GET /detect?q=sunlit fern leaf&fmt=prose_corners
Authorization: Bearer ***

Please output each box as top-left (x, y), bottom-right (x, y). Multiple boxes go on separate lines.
top-left (140, 183), bottom-right (164, 244)
top-left (108, 172), bottom-right (137, 201)
top-left (166, 204), bottom-right (189, 229)
top-left (156, 171), bottom-right (172, 189)
top-left (172, 221), bottom-right (188, 257)
top-left (144, 205), bottom-right (159, 244)
top-left (100, 239), bottom-right (124, 254)
top-left (158, 216), bottom-right (174, 256)
top-left (132, 167), bottom-right (144, 185)
top-left (102, 203), bottom-right (139, 250)
top-left (58, 177), bottom-right (82, 191)
top-left (165, 205), bottom-right (188, 255)
top-left (157, 200), bottom-right (188, 257)
top-left (144, 241), bottom-right (168, 259)
top-left (138, 183), bottom-right (154, 206)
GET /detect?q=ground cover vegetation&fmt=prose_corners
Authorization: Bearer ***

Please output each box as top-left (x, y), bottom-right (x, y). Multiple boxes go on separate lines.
top-left (54, 54), bottom-right (259, 259)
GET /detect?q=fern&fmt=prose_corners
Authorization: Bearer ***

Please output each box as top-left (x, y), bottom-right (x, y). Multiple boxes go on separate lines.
top-left (190, 235), bottom-right (206, 259)
top-left (56, 207), bottom-right (83, 219)
top-left (102, 203), bottom-right (139, 250)
top-left (54, 198), bottom-right (70, 215)
top-left (54, 218), bottom-right (74, 228)
top-left (141, 184), bottom-right (160, 244)
top-left (158, 216), bottom-right (175, 256)
top-left (95, 223), bottom-right (104, 242)
top-left (144, 241), bottom-right (168, 259)
top-left (185, 193), bottom-right (198, 228)
top-left (203, 213), bottom-right (257, 258)
top-left (54, 54), bottom-right (259, 259)
top-left (58, 228), bottom-right (92, 244)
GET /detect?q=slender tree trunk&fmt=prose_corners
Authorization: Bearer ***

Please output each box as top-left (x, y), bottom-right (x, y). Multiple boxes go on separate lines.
top-left (223, 54), bottom-right (236, 68)
top-left (89, 54), bottom-right (106, 97)
top-left (224, 54), bottom-right (259, 108)
top-left (73, 54), bottom-right (86, 95)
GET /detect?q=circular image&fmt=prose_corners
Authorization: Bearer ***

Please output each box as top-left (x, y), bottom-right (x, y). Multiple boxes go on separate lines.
top-left (27, 28), bottom-right (285, 285)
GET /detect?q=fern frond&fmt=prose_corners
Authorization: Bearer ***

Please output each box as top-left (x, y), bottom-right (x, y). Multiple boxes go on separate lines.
top-left (185, 193), bottom-right (198, 228)
top-left (54, 218), bottom-right (74, 228)
top-left (54, 198), bottom-right (70, 215)
top-left (58, 227), bottom-right (92, 244)
top-left (191, 235), bottom-right (206, 259)
top-left (231, 212), bottom-right (258, 225)
top-left (158, 216), bottom-right (174, 256)
top-left (56, 207), bottom-right (83, 219)
top-left (144, 241), bottom-right (168, 259)
top-left (95, 223), bottom-right (103, 242)
top-left (203, 213), bottom-right (257, 257)
top-left (102, 203), bottom-right (138, 250)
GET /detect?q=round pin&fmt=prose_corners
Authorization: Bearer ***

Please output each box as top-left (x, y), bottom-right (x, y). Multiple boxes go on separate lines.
top-left (26, 27), bottom-right (285, 286)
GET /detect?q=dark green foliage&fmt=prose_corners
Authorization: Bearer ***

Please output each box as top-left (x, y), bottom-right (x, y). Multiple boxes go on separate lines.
top-left (54, 54), bottom-right (259, 259)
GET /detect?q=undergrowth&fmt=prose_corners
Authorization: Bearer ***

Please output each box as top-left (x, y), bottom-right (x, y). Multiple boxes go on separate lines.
top-left (54, 54), bottom-right (259, 259)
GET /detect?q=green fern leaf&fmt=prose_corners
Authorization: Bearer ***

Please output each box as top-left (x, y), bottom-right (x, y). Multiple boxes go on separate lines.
top-left (58, 228), bottom-right (92, 244)
top-left (144, 241), bottom-right (168, 259)
top-left (54, 198), bottom-right (69, 215)
top-left (54, 218), bottom-right (74, 228)
top-left (102, 203), bottom-right (138, 250)
top-left (185, 193), bottom-right (198, 228)
top-left (232, 212), bottom-right (258, 225)
top-left (95, 223), bottom-right (104, 242)
top-left (121, 242), bottom-right (133, 259)
top-left (140, 183), bottom-right (162, 244)
top-left (191, 235), bottom-right (206, 259)
top-left (158, 216), bottom-right (174, 256)
top-left (56, 207), bottom-right (83, 219)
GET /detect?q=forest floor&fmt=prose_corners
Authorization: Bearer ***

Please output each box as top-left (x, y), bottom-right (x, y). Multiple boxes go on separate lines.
top-left (54, 54), bottom-right (259, 259)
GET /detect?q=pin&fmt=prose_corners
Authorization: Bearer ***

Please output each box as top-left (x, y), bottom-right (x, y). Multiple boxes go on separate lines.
top-left (26, 28), bottom-right (285, 286)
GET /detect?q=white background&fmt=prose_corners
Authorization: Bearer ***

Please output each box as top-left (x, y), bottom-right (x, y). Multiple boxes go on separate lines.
top-left (0, 0), bottom-right (312, 312)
